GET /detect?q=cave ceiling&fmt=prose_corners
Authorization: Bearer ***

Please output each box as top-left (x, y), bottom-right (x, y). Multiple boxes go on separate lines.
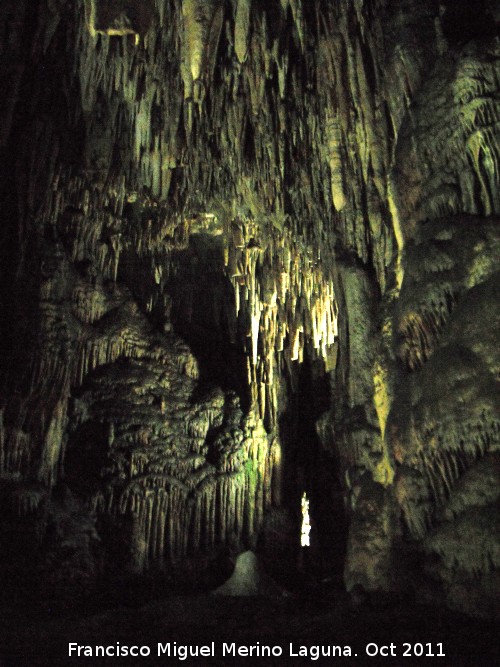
top-left (0, 0), bottom-right (499, 617)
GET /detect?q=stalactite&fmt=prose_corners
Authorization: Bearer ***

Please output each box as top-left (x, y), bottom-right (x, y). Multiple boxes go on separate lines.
top-left (0, 0), bottom-right (498, 616)
top-left (63, 336), bottom-right (282, 572)
top-left (220, 214), bottom-right (339, 424)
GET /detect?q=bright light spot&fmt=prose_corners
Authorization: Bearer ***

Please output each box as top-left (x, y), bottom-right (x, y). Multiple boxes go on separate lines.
top-left (301, 492), bottom-right (311, 547)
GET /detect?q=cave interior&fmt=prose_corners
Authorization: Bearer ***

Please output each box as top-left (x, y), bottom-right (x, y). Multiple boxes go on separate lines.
top-left (0, 0), bottom-right (499, 663)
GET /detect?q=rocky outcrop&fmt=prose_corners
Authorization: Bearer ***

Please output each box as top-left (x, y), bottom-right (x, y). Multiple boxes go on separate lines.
top-left (0, 0), bottom-right (498, 616)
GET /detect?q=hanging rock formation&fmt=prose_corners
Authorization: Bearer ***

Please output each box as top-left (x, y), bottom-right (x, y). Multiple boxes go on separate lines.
top-left (0, 0), bottom-right (498, 616)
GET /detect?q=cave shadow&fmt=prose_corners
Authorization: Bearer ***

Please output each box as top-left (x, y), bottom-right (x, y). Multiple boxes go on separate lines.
top-left (162, 233), bottom-right (251, 409)
top-left (272, 351), bottom-right (348, 594)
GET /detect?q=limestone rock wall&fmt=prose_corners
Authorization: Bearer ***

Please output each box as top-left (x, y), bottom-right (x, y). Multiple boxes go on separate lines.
top-left (0, 0), bottom-right (498, 614)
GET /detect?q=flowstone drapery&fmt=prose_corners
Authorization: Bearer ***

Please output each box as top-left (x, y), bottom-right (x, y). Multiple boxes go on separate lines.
top-left (0, 0), bottom-right (498, 616)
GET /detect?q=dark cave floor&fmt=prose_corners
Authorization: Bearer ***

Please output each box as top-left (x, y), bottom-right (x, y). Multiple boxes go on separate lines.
top-left (0, 592), bottom-right (498, 667)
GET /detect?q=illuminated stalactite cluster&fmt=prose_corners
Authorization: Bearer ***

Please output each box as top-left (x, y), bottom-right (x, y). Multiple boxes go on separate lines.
top-left (85, 377), bottom-right (280, 570)
top-left (0, 239), bottom-right (282, 571)
top-left (223, 214), bottom-right (338, 426)
top-left (0, 0), bottom-right (499, 614)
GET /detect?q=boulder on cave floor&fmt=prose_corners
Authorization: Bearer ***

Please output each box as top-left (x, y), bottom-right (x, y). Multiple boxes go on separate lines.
top-left (213, 551), bottom-right (282, 597)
